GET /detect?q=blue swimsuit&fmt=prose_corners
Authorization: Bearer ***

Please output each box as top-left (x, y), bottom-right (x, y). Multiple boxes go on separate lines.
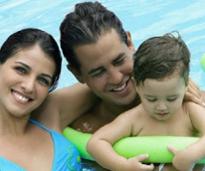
top-left (0, 119), bottom-right (81, 171)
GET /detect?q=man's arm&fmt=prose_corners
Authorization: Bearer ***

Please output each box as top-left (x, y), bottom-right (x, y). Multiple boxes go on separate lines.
top-left (184, 79), bottom-right (205, 107)
top-left (32, 83), bottom-right (97, 131)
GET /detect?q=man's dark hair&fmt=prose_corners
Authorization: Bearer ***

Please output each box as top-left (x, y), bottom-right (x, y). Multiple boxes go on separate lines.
top-left (60, 1), bottom-right (128, 71)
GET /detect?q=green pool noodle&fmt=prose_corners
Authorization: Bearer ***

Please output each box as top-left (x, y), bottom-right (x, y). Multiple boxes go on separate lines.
top-left (63, 127), bottom-right (205, 164)
top-left (63, 127), bottom-right (93, 160)
top-left (200, 53), bottom-right (205, 71)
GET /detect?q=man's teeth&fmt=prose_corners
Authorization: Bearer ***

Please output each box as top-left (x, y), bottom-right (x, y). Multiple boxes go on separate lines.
top-left (13, 92), bottom-right (29, 103)
top-left (112, 83), bottom-right (126, 92)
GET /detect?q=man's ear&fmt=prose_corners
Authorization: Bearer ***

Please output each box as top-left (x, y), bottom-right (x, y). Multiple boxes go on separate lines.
top-left (126, 31), bottom-right (135, 51)
top-left (66, 64), bottom-right (84, 83)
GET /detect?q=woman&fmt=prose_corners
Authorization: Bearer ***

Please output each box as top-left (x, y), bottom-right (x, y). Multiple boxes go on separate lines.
top-left (0, 28), bottom-right (83, 171)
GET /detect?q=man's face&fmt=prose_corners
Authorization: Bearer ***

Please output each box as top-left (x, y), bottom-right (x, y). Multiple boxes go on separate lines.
top-left (74, 29), bottom-right (136, 106)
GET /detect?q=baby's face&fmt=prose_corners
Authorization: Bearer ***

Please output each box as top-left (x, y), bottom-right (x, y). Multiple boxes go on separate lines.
top-left (136, 74), bottom-right (187, 121)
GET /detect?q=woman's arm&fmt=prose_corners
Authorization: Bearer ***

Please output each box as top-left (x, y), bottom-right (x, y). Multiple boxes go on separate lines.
top-left (32, 83), bottom-right (98, 131)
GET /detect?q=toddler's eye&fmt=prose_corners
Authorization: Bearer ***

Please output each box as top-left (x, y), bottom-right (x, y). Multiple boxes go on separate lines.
top-left (167, 97), bottom-right (177, 102)
top-left (146, 98), bottom-right (157, 102)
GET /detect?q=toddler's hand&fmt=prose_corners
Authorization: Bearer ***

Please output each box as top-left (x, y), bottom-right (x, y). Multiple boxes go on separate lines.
top-left (168, 145), bottom-right (195, 171)
top-left (121, 154), bottom-right (154, 171)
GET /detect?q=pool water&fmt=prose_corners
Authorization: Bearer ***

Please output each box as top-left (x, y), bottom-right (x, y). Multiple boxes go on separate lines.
top-left (0, 0), bottom-right (205, 89)
top-left (0, 0), bottom-right (205, 170)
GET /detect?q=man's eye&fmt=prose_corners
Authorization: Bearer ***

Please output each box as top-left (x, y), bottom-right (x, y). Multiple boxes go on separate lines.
top-left (91, 70), bottom-right (105, 78)
top-left (113, 58), bottom-right (124, 66)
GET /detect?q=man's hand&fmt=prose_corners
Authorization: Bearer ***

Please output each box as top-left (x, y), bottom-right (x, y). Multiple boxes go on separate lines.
top-left (184, 79), bottom-right (205, 107)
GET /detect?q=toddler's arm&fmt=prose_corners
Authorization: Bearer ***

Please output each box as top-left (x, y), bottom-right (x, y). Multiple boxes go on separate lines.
top-left (169, 102), bottom-right (205, 170)
top-left (87, 111), bottom-right (154, 171)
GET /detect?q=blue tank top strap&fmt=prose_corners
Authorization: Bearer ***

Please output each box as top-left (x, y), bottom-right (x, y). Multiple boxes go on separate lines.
top-left (0, 156), bottom-right (26, 171)
top-left (29, 118), bottom-right (81, 171)
top-left (29, 118), bottom-right (50, 132)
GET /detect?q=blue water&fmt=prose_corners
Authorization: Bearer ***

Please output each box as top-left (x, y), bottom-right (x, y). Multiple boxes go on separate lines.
top-left (0, 0), bottom-right (205, 89)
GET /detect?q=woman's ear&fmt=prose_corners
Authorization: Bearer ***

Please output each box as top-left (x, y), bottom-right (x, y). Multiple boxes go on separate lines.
top-left (66, 64), bottom-right (85, 83)
top-left (126, 31), bottom-right (135, 51)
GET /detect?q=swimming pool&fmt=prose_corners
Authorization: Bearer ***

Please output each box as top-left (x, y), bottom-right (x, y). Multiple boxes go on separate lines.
top-left (0, 0), bottom-right (205, 89)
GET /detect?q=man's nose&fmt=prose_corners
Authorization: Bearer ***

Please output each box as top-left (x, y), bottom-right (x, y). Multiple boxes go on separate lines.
top-left (108, 67), bottom-right (123, 84)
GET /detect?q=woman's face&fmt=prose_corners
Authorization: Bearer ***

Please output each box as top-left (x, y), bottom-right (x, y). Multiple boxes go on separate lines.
top-left (0, 44), bottom-right (55, 118)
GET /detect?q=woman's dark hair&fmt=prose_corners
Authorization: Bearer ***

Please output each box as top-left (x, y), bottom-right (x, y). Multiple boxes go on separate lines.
top-left (0, 28), bottom-right (62, 91)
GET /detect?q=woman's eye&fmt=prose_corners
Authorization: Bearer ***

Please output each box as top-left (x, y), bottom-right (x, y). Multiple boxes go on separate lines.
top-left (38, 77), bottom-right (51, 87)
top-left (14, 66), bottom-right (27, 74)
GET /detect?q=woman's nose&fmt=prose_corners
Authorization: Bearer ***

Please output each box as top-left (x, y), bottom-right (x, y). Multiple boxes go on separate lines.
top-left (21, 77), bottom-right (35, 93)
